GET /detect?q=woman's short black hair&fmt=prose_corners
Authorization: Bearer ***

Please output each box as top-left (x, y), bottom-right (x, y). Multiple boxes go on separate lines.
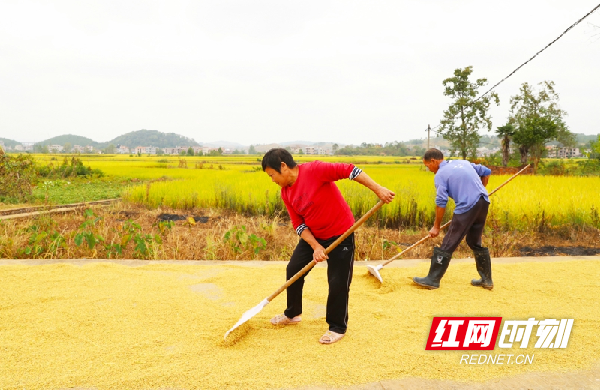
top-left (261, 148), bottom-right (297, 173)
top-left (423, 148), bottom-right (444, 161)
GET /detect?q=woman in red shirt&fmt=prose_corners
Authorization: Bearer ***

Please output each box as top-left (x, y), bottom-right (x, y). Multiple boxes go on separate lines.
top-left (262, 148), bottom-right (394, 344)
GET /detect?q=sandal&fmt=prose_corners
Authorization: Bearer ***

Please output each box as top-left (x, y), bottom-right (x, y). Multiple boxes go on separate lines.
top-left (319, 330), bottom-right (345, 344)
top-left (270, 314), bottom-right (301, 326)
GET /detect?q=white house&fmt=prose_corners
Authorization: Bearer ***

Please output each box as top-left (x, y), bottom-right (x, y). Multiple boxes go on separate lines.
top-left (117, 145), bottom-right (130, 154)
top-left (48, 145), bottom-right (64, 153)
top-left (557, 147), bottom-right (581, 158)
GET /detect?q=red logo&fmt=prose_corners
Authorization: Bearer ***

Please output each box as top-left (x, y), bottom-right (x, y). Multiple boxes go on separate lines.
top-left (425, 317), bottom-right (502, 350)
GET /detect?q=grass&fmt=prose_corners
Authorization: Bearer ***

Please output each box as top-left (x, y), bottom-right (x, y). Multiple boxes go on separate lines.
top-left (1, 203), bottom-right (598, 261)
top-left (32, 178), bottom-right (126, 204)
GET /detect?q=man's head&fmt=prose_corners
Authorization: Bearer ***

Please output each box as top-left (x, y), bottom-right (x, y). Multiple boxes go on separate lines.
top-left (423, 148), bottom-right (444, 173)
top-left (262, 148), bottom-right (298, 187)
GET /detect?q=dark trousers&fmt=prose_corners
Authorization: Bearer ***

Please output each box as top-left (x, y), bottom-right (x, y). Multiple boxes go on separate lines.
top-left (440, 197), bottom-right (489, 254)
top-left (284, 233), bottom-right (355, 334)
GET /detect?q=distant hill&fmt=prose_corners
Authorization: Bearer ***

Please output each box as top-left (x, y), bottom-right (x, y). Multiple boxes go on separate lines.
top-left (0, 138), bottom-right (20, 148)
top-left (39, 134), bottom-right (100, 148)
top-left (104, 130), bottom-right (200, 149)
top-left (32, 130), bottom-right (201, 150)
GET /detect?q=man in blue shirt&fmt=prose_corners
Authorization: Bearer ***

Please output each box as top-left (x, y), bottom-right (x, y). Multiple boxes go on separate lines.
top-left (413, 148), bottom-right (494, 290)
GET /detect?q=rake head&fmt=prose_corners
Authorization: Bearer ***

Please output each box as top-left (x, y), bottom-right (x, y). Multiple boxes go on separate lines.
top-left (367, 264), bottom-right (384, 283)
top-left (224, 298), bottom-right (269, 340)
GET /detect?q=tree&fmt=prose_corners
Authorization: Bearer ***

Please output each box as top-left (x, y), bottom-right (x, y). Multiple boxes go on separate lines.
top-left (64, 142), bottom-right (72, 153)
top-left (588, 135), bottom-right (600, 160)
top-left (512, 116), bottom-right (558, 169)
top-left (187, 147), bottom-right (194, 156)
top-left (248, 145), bottom-right (257, 154)
top-left (495, 123), bottom-right (515, 167)
top-left (510, 81), bottom-right (574, 168)
top-left (332, 144), bottom-right (339, 154)
top-left (104, 144), bottom-right (115, 154)
top-left (438, 66), bottom-right (499, 159)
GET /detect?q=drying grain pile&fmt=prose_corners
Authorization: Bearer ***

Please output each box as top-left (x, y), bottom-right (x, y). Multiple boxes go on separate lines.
top-left (1, 260), bottom-right (599, 389)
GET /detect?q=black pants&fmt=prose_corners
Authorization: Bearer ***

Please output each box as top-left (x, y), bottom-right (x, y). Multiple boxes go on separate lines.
top-left (284, 233), bottom-right (355, 334)
top-left (440, 197), bottom-right (489, 254)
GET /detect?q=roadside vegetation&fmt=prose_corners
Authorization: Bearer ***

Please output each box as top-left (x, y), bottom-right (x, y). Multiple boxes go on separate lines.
top-left (1, 203), bottom-right (598, 261)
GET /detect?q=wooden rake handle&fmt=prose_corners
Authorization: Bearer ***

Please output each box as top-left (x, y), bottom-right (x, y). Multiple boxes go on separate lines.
top-left (267, 200), bottom-right (385, 302)
top-left (381, 164), bottom-right (530, 267)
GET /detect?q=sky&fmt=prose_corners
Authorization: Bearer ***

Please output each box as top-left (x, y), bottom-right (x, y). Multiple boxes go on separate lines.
top-left (1, 0), bottom-right (599, 145)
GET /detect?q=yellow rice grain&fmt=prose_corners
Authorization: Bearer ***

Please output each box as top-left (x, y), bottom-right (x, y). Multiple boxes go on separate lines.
top-left (0, 260), bottom-right (598, 389)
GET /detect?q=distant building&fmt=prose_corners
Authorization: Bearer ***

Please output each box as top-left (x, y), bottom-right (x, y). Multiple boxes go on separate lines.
top-left (134, 146), bottom-right (157, 154)
top-left (303, 146), bottom-right (316, 155)
top-left (73, 145), bottom-right (85, 153)
top-left (48, 145), bottom-right (64, 153)
top-left (14, 144), bottom-right (24, 151)
top-left (476, 147), bottom-right (500, 157)
top-left (202, 147), bottom-right (218, 155)
top-left (117, 145), bottom-right (130, 154)
top-left (192, 146), bottom-right (203, 155)
top-left (556, 147), bottom-right (581, 158)
top-left (546, 145), bottom-right (557, 158)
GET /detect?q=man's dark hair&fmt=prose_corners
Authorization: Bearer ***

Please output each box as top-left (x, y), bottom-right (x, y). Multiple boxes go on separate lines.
top-left (261, 148), bottom-right (297, 173)
top-left (423, 148), bottom-right (444, 161)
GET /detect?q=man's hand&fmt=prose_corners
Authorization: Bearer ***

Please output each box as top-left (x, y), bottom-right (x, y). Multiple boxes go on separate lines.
top-left (481, 175), bottom-right (490, 187)
top-left (312, 245), bottom-right (329, 263)
top-left (376, 186), bottom-right (395, 204)
top-left (429, 225), bottom-right (440, 238)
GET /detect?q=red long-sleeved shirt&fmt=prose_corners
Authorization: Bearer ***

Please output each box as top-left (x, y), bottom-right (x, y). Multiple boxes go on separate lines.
top-left (281, 161), bottom-right (362, 240)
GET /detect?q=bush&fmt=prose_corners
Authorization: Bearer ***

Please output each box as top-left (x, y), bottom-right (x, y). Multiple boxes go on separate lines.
top-left (36, 156), bottom-right (104, 178)
top-left (0, 150), bottom-right (37, 203)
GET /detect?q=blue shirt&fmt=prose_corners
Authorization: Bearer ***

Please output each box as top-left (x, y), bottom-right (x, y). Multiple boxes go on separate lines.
top-left (434, 160), bottom-right (492, 214)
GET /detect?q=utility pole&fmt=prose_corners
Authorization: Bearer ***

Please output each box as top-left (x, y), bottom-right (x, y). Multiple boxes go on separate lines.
top-left (427, 124), bottom-right (431, 149)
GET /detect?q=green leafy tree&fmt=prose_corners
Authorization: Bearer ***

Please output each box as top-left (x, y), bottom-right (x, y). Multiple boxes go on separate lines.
top-left (510, 81), bottom-right (574, 168)
top-left (104, 144), bottom-right (115, 154)
top-left (187, 147), bottom-right (194, 156)
top-left (495, 123), bottom-right (515, 167)
top-left (512, 116), bottom-right (558, 169)
top-left (63, 142), bottom-right (72, 153)
top-left (588, 135), bottom-right (600, 160)
top-left (248, 145), bottom-right (257, 154)
top-left (438, 66), bottom-right (500, 159)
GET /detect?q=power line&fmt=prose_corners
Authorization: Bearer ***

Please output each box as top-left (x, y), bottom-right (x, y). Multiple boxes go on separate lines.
top-left (425, 3), bottom-right (600, 135)
top-left (478, 2), bottom-right (600, 101)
